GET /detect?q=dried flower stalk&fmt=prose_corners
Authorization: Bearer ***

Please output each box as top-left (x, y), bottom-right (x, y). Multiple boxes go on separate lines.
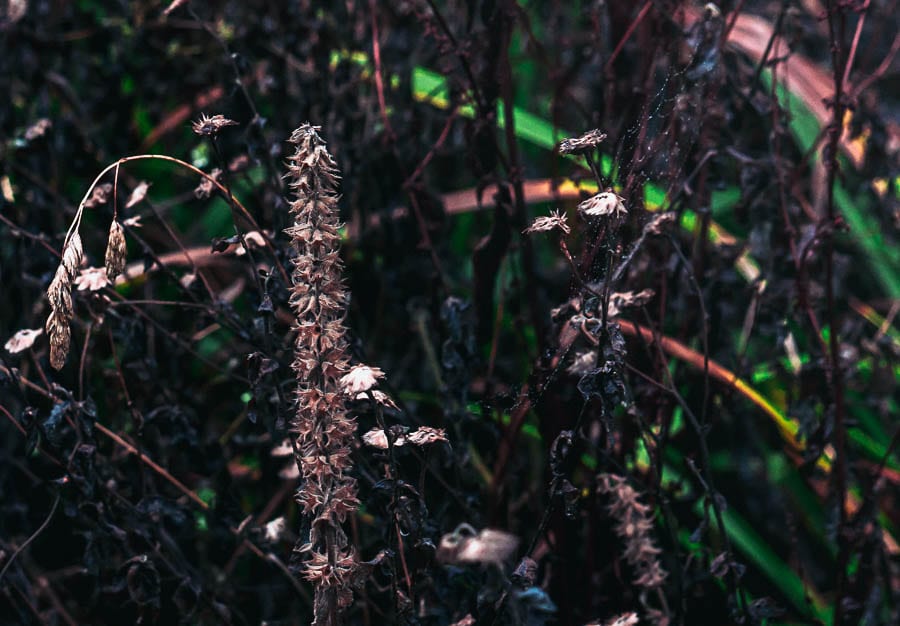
top-left (285, 124), bottom-right (359, 624)
top-left (597, 473), bottom-right (667, 590)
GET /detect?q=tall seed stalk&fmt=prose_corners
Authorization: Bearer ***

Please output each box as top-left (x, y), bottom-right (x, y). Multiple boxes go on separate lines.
top-left (285, 124), bottom-right (359, 625)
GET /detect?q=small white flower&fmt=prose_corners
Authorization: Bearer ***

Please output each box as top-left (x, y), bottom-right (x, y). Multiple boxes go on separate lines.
top-left (264, 516), bottom-right (286, 542)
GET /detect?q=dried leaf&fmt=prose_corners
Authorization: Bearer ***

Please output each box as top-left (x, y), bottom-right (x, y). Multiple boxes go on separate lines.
top-left (4, 328), bottom-right (42, 354)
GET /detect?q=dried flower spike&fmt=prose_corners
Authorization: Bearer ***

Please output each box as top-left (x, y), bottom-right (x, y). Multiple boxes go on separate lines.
top-left (559, 129), bottom-right (607, 155)
top-left (192, 113), bottom-right (238, 136)
top-left (105, 220), bottom-right (127, 280)
top-left (285, 123), bottom-right (359, 623)
top-left (597, 473), bottom-right (667, 590)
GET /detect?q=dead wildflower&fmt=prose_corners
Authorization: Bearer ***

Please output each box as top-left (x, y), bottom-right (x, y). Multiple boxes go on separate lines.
top-left (597, 473), bottom-right (667, 590)
top-left (83, 183), bottom-right (113, 208)
top-left (339, 364), bottom-right (385, 395)
top-left (286, 123), bottom-right (359, 622)
top-left (124, 181), bottom-right (150, 209)
top-left (524, 209), bottom-right (570, 235)
top-left (104, 220), bottom-right (127, 279)
top-left (194, 167), bottom-right (222, 199)
top-left (4, 328), bottom-right (42, 354)
top-left (24, 118), bottom-right (51, 141)
top-left (578, 192), bottom-right (627, 219)
top-left (406, 426), bottom-right (448, 446)
top-left (191, 113), bottom-right (238, 136)
top-left (74, 267), bottom-right (110, 292)
top-left (362, 426), bottom-right (447, 449)
top-left (559, 129), bottom-right (607, 155)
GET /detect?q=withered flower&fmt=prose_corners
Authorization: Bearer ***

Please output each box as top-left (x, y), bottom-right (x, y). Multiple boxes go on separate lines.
top-left (559, 129), bottom-right (607, 155)
top-left (578, 192), bottom-right (627, 219)
top-left (524, 209), bottom-right (570, 235)
top-left (191, 113), bottom-right (238, 136)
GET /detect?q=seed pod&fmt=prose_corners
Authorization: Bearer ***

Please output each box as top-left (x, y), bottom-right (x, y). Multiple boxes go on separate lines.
top-left (47, 265), bottom-right (73, 319)
top-left (105, 220), bottom-right (127, 279)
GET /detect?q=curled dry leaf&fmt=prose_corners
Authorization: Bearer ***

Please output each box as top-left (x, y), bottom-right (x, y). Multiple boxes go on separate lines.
top-left (194, 168), bottom-right (222, 199)
top-left (4, 328), bottom-right (42, 354)
top-left (24, 118), bottom-right (51, 141)
top-left (436, 524), bottom-right (519, 566)
top-left (607, 289), bottom-right (656, 318)
top-left (125, 181), bottom-right (150, 209)
top-left (354, 389), bottom-right (398, 409)
top-left (406, 426), bottom-right (448, 446)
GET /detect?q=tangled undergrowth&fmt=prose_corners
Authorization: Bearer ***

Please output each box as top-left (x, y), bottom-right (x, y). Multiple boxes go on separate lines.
top-left (1, 1), bottom-right (899, 625)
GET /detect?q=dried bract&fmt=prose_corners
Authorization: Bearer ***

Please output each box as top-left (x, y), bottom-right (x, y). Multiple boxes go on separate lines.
top-left (559, 129), bottom-right (607, 155)
top-left (645, 211), bottom-right (677, 235)
top-left (192, 113), bottom-right (238, 136)
top-left (105, 220), bottom-right (127, 279)
top-left (524, 209), bottom-right (570, 235)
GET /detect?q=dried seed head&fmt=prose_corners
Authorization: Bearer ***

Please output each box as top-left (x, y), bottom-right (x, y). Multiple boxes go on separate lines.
top-left (192, 113), bottom-right (238, 136)
top-left (105, 220), bottom-right (127, 279)
top-left (559, 129), bottom-right (607, 155)
top-left (48, 265), bottom-right (74, 318)
top-left (61, 232), bottom-right (83, 280)
top-left (524, 209), bottom-right (570, 235)
top-left (45, 310), bottom-right (71, 370)
top-left (578, 192), bottom-right (627, 219)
